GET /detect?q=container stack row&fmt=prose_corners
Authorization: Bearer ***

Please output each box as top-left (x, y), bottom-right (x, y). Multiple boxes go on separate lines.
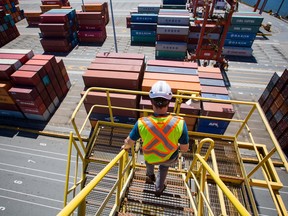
top-left (142, 59), bottom-right (201, 131)
top-left (0, 48), bottom-right (71, 121)
top-left (39, 8), bottom-right (78, 52)
top-left (0, 10), bottom-right (20, 47)
top-left (25, 0), bottom-right (72, 27)
top-left (223, 12), bottom-right (264, 57)
top-left (76, 10), bottom-right (107, 43)
top-left (156, 9), bottom-right (190, 60)
top-left (81, 53), bottom-right (234, 135)
top-left (40, 0), bottom-right (71, 13)
top-left (196, 66), bottom-right (233, 134)
top-left (81, 2), bottom-right (109, 25)
top-left (0, 0), bottom-right (24, 23)
top-left (82, 52), bottom-right (146, 126)
top-left (129, 4), bottom-right (160, 45)
top-left (259, 69), bottom-right (288, 153)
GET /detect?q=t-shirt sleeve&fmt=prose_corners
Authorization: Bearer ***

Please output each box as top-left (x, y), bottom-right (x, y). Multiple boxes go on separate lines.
top-left (178, 121), bottom-right (189, 144)
top-left (129, 121), bottom-right (140, 141)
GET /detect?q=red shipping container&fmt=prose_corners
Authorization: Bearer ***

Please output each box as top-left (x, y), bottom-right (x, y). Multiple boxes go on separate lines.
top-left (39, 23), bottom-right (68, 32)
top-left (0, 53), bottom-right (29, 64)
top-left (87, 64), bottom-right (142, 73)
top-left (15, 95), bottom-right (44, 108)
top-left (96, 52), bottom-right (145, 61)
top-left (92, 58), bottom-right (144, 67)
top-left (82, 70), bottom-right (140, 90)
top-left (20, 103), bottom-right (47, 115)
top-left (202, 102), bottom-right (235, 118)
top-left (201, 86), bottom-right (228, 95)
top-left (9, 87), bottom-right (39, 101)
top-left (157, 34), bottom-right (188, 42)
top-left (19, 64), bottom-right (47, 78)
top-left (11, 70), bottom-right (41, 86)
top-left (78, 24), bottom-right (105, 31)
top-left (40, 13), bottom-right (68, 23)
top-left (144, 72), bottom-right (200, 83)
top-left (0, 59), bottom-right (22, 71)
top-left (0, 103), bottom-right (19, 111)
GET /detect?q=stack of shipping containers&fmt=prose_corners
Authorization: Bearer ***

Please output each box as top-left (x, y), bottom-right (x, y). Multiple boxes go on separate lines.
top-left (142, 59), bottom-right (201, 131)
top-left (155, 9), bottom-right (190, 60)
top-left (78, 2), bottom-right (109, 43)
top-left (82, 52), bottom-right (146, 126)
top-left (0, 0), bottom-right (24, 23)
top-left (0, 11), bottom-right (20, 47)
top-left (0, 49), bottom-right (70, 121)
top-left (39, 8), bottom-right (78, 52)
top-left (129, 4), bottom-right (160, 45)
top-left (40, 0), bottom-right (71, 13)
top-left (259, 69), bottom-right (288, 153)
top-left (223, 12), bottom-right (264, 57)
top-left (25, 0), bottom-right (72, 27)
top-left (76, 11), bottom-right (107, 43)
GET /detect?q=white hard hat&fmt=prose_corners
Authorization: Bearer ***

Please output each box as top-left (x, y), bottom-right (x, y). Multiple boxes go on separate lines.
top-left (149, 80), bottom-right (172, 100)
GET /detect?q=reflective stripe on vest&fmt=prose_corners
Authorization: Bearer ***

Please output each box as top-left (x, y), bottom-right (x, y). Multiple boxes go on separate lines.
top-left (139, 115), bottom-right (183, 164)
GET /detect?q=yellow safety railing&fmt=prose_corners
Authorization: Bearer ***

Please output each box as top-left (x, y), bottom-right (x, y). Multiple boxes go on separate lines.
top-left (63, 132), bottom-right (86, 207)
top-left (185, 138), bottom-right (251, 216)
top-left (58, 146), bottom-right (135, 216)
top-left (62, 87), bottom-right (287, 216)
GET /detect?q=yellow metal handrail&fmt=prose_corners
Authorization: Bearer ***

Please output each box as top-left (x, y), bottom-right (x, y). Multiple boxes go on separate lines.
top-left (63, 132), bottom-right (85, 207)
top-left (184, 138), bottom-right (251, 216)
top-left (58, 148), bottom-right (134, 216)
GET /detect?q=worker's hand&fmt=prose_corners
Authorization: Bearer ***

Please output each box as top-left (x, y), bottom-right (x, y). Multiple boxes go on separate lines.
top-left (121, 137), bottom-right (132, 150)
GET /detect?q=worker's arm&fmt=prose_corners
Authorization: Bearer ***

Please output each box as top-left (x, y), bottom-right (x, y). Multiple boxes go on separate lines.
top-left (121, 136), bottom-right (135, 150)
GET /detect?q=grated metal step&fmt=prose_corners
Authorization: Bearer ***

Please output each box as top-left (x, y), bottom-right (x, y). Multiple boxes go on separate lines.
top-left (119, 168), bottom-right (194, 215)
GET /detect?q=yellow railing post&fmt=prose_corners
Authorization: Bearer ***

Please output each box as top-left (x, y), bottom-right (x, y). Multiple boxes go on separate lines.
top-left (63, 132), bottom-right (74, 207)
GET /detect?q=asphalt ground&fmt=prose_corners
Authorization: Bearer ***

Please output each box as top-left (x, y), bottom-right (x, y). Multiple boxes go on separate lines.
top-left (0, 0), bottom-right (287, 215)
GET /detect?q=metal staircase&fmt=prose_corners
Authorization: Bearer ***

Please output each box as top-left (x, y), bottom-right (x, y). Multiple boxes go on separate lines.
top-left (57, 87), bottom-right (288, 216)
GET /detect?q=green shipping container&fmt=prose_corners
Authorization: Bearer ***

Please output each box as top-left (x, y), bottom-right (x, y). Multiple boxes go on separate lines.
top-left (155, 50), bottom-right (186, 60)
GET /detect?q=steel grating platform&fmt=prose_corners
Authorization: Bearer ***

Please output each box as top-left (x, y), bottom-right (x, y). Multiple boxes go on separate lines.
top-left (119, 167), bottom-right (194, 215)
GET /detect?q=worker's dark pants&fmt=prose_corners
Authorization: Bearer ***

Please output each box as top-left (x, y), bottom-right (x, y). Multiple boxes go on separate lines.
top-left (145, 157), bottom-right (177, 192)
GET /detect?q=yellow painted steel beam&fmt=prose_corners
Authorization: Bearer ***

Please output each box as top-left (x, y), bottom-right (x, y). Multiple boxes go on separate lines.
top-left (57, 149), bottom-right (127, 216)
top-left (250, 179), bottom-right (283, 190)
top-left (196, 154), bottom-right (251, 216)
top-left (0, 125), bottom-right (88, 141)
top-left (247, 147), bottom-right (277, 178)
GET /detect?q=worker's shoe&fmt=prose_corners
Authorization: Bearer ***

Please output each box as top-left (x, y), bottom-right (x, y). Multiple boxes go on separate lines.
top-left (145, 174), bottom-right (155, 184)
top-left (155, 184), bottom-right (166, 197)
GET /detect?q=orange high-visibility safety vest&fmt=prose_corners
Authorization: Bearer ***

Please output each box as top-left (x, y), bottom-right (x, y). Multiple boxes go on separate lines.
top-left (138, 115), bottom-right (184, 164)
